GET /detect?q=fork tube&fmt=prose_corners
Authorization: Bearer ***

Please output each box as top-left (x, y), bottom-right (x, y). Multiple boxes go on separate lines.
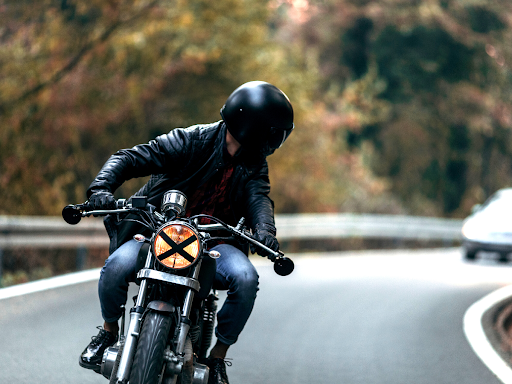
top-left (115, 247), bottom-right (152, 383)
top-left (176, 259), bottom-right (202, 354)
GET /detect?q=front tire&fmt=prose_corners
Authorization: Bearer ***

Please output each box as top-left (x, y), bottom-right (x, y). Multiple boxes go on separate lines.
top-left (129, 312), bottom-right (172, 384)
top-left (464, 249), bottom-right (477, 260)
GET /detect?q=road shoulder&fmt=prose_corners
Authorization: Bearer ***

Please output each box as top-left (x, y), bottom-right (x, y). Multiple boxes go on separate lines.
top-left (465, 285), bottom-right (512, 384)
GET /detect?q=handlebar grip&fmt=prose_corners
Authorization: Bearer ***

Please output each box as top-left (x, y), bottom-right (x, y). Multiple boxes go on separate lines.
top-left (62, 200), bottom-right (98, 224)
top-left (62, 205), bottom-right (83, 225)
top-left (78, 202), bottom-right (93, 211)
top-left (62, 198), bottom-right (132, 225)
top-left (273, 257), bottom-right (294, 276)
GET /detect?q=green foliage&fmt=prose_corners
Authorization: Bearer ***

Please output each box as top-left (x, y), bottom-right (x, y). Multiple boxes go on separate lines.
top-left (374, 25), bottom-right (474, 99)
top-left (283, 0), bottom-right (512, 216)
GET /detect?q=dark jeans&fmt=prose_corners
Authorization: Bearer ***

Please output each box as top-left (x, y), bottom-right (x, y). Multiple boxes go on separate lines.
top-left (98, 240), bottom-right (259, 345)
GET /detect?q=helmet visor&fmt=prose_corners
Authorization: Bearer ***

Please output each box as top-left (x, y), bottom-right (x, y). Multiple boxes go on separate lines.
top-left (267, 125), bottom-right (294, 150)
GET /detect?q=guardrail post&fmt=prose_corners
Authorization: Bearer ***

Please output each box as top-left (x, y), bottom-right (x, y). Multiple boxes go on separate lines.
top-left (76, 246), bottom-right (87, 271)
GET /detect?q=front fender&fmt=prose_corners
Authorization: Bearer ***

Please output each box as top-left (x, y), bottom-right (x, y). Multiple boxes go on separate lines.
top-left (146, 300), bottom-right (175, 314)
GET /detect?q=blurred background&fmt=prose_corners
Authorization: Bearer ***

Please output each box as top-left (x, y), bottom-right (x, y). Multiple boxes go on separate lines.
top-left (2, 0), bottom-right (512, 284)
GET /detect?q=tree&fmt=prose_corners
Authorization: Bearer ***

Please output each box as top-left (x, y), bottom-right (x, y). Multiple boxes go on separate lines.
top-left (0, 0), bottom-right (310, 215)
top-left (276, 0), bottom-right (512, 216)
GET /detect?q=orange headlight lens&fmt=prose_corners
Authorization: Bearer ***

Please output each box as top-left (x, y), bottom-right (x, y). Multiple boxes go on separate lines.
top-left (153, 224), bottom-right (200, 269)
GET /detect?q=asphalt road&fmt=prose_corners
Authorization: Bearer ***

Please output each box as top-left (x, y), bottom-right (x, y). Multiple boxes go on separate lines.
top-left (1, 248), bottom-right (511, 384)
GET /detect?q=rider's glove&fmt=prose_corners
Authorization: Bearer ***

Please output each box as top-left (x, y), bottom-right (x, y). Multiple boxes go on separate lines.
top-left (88, 190), bottom-right (116, 210)
top-left (252, 223), bottom-right (279, 256)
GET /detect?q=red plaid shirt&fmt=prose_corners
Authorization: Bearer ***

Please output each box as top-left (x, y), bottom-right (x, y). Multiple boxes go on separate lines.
top-left (185, 160), bottom-right (235, 225)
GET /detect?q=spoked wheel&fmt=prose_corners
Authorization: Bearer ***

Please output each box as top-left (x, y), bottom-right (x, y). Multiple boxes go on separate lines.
top-left (129, 312), bottom-right (172, 384)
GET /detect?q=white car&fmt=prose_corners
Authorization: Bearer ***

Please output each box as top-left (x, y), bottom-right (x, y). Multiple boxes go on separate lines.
top-left (462, 188), bottom-right (512, 262)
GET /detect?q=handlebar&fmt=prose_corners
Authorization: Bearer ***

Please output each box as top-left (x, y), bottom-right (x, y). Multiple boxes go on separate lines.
top-left (62, 198), bottom-right (294, 276)
top-left (197, 222), bottom-right (285, 259)
top-left (62, 200), bottom-right (130, 225)
top-left (195, 218), bottom-right (294, 275)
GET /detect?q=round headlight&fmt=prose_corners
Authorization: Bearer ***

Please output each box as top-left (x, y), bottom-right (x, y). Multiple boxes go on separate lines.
top-left (153, 223), bottom-right (201, 269)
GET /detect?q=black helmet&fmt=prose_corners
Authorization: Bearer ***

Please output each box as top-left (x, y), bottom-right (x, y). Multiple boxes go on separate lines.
top-left (220, 81), bottom-right (294, 156)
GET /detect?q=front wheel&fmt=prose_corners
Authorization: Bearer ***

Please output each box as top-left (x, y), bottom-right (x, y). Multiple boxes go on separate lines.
top-left (464, 249), bottom-right (477, 260)
top-left (129, 312), bottom-right (172, 384)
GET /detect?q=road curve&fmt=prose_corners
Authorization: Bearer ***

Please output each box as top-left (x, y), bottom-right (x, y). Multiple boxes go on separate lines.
top-left (1, 248), bottom-right (511, 384)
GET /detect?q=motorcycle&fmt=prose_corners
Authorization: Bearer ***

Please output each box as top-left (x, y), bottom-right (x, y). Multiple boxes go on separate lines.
top-left (62, 189), bottom-right (294, 384)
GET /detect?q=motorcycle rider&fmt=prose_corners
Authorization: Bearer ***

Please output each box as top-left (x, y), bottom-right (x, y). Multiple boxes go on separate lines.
top-left (78, 81), bottom-right (294, 384)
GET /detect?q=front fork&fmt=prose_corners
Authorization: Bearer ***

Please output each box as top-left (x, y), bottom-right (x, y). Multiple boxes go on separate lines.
top-left (114, 280), bottom-right (148, 383)
top-left (113, 250), bottom-right (202, 383)
top-left (176, 260), bottom-right (201, 355)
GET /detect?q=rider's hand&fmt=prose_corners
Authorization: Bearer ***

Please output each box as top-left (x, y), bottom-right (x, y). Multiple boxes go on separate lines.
top-left (88, 190), bottom-right (116, 210)
top-left (252, 223), bottom-right (279, 256)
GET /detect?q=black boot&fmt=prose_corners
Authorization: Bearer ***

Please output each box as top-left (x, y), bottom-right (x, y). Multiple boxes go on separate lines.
top-left (206, 358), bottom-right (231, 384)
top-left (79, 327), bottom-right (118, 372)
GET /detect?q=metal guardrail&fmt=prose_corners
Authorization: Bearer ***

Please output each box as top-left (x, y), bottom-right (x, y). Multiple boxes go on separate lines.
top-left (0, 214), bottom-right (463, 285)
top-left (0, 216), bottom-right (108, 248)
top-left (0, 214), bottom-right (463, 248)
top-left (275, 213), bottom-right (463, 241)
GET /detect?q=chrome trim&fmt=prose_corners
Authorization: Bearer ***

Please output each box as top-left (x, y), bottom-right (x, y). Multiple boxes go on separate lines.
top-left (100, 345), bottom-right (120, 379)
top-left (137, 269), bottom-right (200, 292)
top-left (193, 362), bottom-right (210, 384)
top-left (176, 259), bottom-right (202, 354)
top-left (198, 223), bottom-right (225, 231)
top-left (115, 310), bottom-right (143, 382)
top-left (161, 190), bottom-right (188, 216)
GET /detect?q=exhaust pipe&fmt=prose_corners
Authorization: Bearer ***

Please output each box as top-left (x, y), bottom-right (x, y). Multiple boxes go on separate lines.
top-left (193, 362), bottom-right (209, 384)
top-left (101, 345), bottom-right (120, 379)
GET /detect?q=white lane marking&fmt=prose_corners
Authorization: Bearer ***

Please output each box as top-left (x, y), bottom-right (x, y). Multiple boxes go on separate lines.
top-left (464, 285), bottom-right (512, 384)
top-left (0, 268), bottom-right (101, 300)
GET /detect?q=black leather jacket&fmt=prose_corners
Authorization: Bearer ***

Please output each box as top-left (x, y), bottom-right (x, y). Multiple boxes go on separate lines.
top-left (87, 121), bottom-right (276, 254)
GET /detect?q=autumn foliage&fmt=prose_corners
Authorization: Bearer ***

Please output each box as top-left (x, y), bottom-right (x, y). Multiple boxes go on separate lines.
top-left (2, 0), bottom-right (512, 218)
